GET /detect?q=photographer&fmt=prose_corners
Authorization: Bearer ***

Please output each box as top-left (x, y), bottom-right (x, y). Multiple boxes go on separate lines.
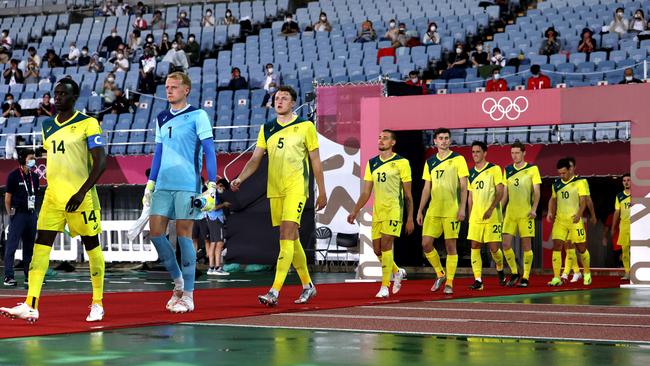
top-left (24, 58), bottom-right (40, 84)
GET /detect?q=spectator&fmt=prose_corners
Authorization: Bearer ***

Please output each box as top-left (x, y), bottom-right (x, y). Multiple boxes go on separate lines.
top-left (281, 14), bottom-right (300, 36)
top-left (138, 47), bottom-right (156, 94)
top-left (222, 9), bottom-right (237, 25)
top-left (0, 29), bottom-right (12, 63)
top-left (261, 63), bottom-right (281, 106)
top-left (527, 64), bottom-right (551, 90)
top-left (159, 33), bottom-right (172, 56)
top-left (619, 68), bottom-right (643, 84)
top-left (98, 73), bottom-right (117, 105)
top-left (128, 29), bottom-right (143, 54)
top-left (78, 47), bottom-right (91, 66)
top-left (151, 10), bottom-right (165, 30)
top-left (202, 8), bottom-right (216, 27)
top-left (143, 34), bottom-right (159, 57)
top-left (637, 21), bottom-right (650, 40)
top-left (4, 148), bottom-right (40, 288)
top-left (37, 92), bottom-right (55, 117)
top-left (115, 0), bottom-right (130, 16)
top-left (177, 10), bottom-right (190, 28)
top-left (539, 26), bottom-right (561, 56)
top-left (87, 53), bottom-right (104, 73)
top-left (575, 29), bottom-right (595, 55)
top-left (405, 70), bottom-right (427, 94)
top-left (101, 0), bottom-right (116, 16)
top-left (630, 9), bottom-right (646, 33)
top-left (184, 34), bottom-right (201, 67)
top-left (112, 50), bottom-right (130, 73)
top-left (491, 47), bottom-right (507, 67)
top-left (101, 28), bottom-right (123, 56)
top-left (471, 41), bottom-right (489, 67)
top-left (134, 1), bottom-right (146, 15)
top-left (133, 13), bottom-right (148, 31)
top-left (422, 22), bottom-right (440, 45)
top-left (111, 88), bottom-right (131, 114)
top-left (486, 68), bottom-right (508, 92)
top-left (45, 49), bottom-right (63, 68)
top-left (162, 42), bottom-right (189, 72)
top-left (174, 32), bottom-right (185, 49)
top-left (3, 59), bottom-right (24, 85)
top-left (355, 20), bottom-right (376, 43)
top-left (383, 19), bottom-right (399, 43)
top-left (608, 8), bottom-right (629, 36)
top-left (23, 58), bottom-right (39, 84)
top-left (25, 47), bottom-right (41, 68)
top-left (312, 12), bottom-right (332, 32)
top-left (2, 93), bottom-right (22, 117)
top-left (441, 42), bottom-right (469, 80)
top-left (65, 42), bottom-right (80, 66)
top-left (404, 29), bottom-right (421, 48)
top-left (391, 22), bottom-right (409, 48)
top-left (228, 67), bottom-right (248, 90)
top-left (208, 178), bottom-right (231, 275)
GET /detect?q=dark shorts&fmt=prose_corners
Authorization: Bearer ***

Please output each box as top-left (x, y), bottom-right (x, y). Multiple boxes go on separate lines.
top-left (192, 218), bottom-right (224, 243)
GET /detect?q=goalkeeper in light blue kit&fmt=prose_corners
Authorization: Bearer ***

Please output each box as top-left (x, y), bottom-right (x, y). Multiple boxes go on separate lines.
top-left (142, 72), bottom-right (218, 313)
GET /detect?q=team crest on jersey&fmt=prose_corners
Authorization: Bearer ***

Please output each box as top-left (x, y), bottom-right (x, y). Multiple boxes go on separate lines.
top-left (294, 126), bottom-right (299, 131)
top-left (70, 125), bottom-right (76, 132)
top-left (391, 162), bottom-right (396, 167)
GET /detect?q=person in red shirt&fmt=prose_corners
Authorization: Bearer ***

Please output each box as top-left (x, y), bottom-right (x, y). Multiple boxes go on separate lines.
top-left (527, 64), bottom-right (552, 90)
top-left (405, 70), bottom-right (427, 94)
top-left (486, 68), bottom-right (508, 91)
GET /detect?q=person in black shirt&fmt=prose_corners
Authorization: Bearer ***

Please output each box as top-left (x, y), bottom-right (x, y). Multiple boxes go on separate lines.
top-left (78, 47), bottom-right (91, 67)
top-left (281, 14), bottom-right (300, 36)
top-left (4, 149), bottom-right (40, 287)
top-left (111, 89), bottom-right (131, 114)
top-left (101, 28), bottom-right (124, 57)
top-left (619, 68), bottom-right (643, 84)
top-left (227, 67), bottom-right (248, 90)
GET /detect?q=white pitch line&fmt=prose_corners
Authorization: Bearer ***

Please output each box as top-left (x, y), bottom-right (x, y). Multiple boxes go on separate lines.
top-left (0, 294), bottom-right (23, 297)
top-left (270, 313), bottom-right (650, 329)
top-left (143, 282), bottom-right (165, 285)
top-left (108, 281), bottom-right (130, 284)
top-left (359, 305), bottom-right (650, 318)
top-left (179, 322), bottom-right (650, 345)
top-left (435, 301), bottom-right (649, 310)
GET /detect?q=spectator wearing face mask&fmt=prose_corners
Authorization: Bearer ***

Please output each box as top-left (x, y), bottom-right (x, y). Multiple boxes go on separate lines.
top-left (422, 22), bottom-right (440, 45)
top-left (202, 9), bottom-right (215, 27)
top-left (151, 10), bottom-right (165, 30)
top-left (178, 11), bottom-right (190, 28)
top-left (261, 63), bottom-right (282, 106)
top-left (354, 20), bottom-right (376, 43)
top-left (101, 0), bottom-right (116, 16)
top-left (101, 28), bottom-right (123, 56)
top-left (608, 8), bottom-right (630, 36)
top-left (527, 64), bottom-right (551, 90)
top-left (184, 34), bottom-right (201, 67)
top-left (539, 27), bottom-right (561, 56)
top-left (486, 68), bottom-right (508, 92)
top-left (3, 59), bottom-right (24, 85)
top-left (383, 19), bottom-right (399, 43)
top-left (159, 33), bottom-right (171, 56)
top-left (441, 42), bottom-right (469, 80)
top-left (45, 49), bottom-right (63, 68)
top-left (281, 14), bottom-right (300, 36)
top-left (619, 68), bottom-right (643, 84)
top-left (313, 12), bottom-right (332, 32)
top-left (222, 9), bottom-right (237, 25)
top-left (128, 29), bottom-right (143, 55)
top-left (490, 47), bottom-right (506, 67)
top-left (391, 22), bottom-right (409, 48)
top-left (577, 28), bottom-right (595, 54)
top-left (174, 32), bottom-right (186, 49)
top-left (37, 92), bottom-right (55, 117)
top-left (64, 42), bottom-right (80, 66)
top-left (25, 47), bottom-right (41, 68)
top-left (2, 94), bottom-right (22, 118)
top-left (629, 9), bottom-right (646, 33)
top-left (112, 50), bottom-right (130, 73)
top-left (78, 47), bottom-right (91, 66)
top-left (138, 47), bottom-right (156, 94)
top-left (23, 58), bottom-right (39, 84)
top-left (227, 67), bottom-right (248, 90)
top-left (133, 13), bottom-right (148, 31)
top-left (143, 34), bottom-right (159, 57)
top-left (0, 29), bottom-right (12, 63)
top-left (405, 70), bottom-right (427, 94)
top-left (87, 53), bottom-right (104, 73)
top-left (471, 42), bottom-right (489, 67)
top-left (162, 41), bottom-right (189, 72)
top-left (99, 73), bottom-right (117, 105)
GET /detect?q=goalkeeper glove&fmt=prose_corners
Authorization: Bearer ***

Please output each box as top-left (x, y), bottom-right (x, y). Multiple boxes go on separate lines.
top-left (142, 180), bottom-right (155, 207)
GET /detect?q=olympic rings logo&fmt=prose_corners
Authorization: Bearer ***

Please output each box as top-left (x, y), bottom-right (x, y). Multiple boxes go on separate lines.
top-left (481, 96), bottom-right (529, 121)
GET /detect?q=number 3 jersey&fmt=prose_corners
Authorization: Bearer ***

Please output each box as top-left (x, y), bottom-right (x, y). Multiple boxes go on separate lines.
top-left (364, 153), bottom-right (412, 222)
top-left (41, 111), bottom-right (105, 210)
top-left (256, 115), bottom-right (319, 198)
top-left (503, 163), bottom-right (542, 220)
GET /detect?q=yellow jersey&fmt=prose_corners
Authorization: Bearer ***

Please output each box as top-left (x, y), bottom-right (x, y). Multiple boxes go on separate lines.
top-left (42, 110), bottom-right (104, 210)
top-left (504, 163), bottom-right (542, 219)
top-left (256, 115), bottom-right (319, 198)
top-left (615, 191), bottom-right (631, 224)
top-left (364, 153), bottom-right (412, 222)
top-left (552, 176), bottom-right (589, 223)
top-left (468, 162), bottom-right (504, 224)
top-left (422, 151), bottom-right (469, 218)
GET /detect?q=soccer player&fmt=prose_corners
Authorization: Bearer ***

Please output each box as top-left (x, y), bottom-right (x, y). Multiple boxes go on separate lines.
top-left (0, 78), bottom-right (107, 323)
top-left (612, 173), bottom-right (631, 280)
top-left (348, 129), bottom-right (414, 298)
top-left (142, 72), bottom-right (217, 313)
top-left (467, 141), bottom-right (505, 290)
top-left (416, 128), bottom-right (468, 295)
top-left (231, 86), bottom-right (327, 307)
top-left (547, 158), bottom-right (592, 286)
top-left (500, 142), bottom-right (541, 287)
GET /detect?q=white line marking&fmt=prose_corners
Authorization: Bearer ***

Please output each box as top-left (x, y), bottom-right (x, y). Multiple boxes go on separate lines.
top-left (76, 280), bottom-right (91, 283)
top-left (359, 305), bottom-right (650, 317)
top-left (121, 277), bottom-right (140, 280)
top-left (0, 294), bottom-right (23, 297)
top-left (143, 282), bottom-right (165, 285)
top-left (436, 301), bottom-right (650, 309)
top-left (270, 313), bottom-right (650, 329)
top-left (108, 281), bottom-right (130, 284)
top-left (179, 322), bottom-right (650, 345)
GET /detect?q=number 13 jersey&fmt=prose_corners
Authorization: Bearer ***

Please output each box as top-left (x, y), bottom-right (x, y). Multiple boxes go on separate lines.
top-left (364, 153), bottom-right (412, 222)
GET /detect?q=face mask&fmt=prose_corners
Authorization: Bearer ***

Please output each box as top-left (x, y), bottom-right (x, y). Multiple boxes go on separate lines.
top-left (117, 54), bottom-right (124, 59)
top-left (180, 14), bottom-right (186, 18)
top-left (430, 26), bottom-right (436, 32)
top-left (410, 77), bottom-right (418, 82)
top-left (617, 12), bottom-right (624, 17)
top-left (107, 77), bottom-right (115, 82)
top-left (494, 73), bottom-right (500, 80)
top-left (189, 37), bottom-right (195, 42)
top-left (477, 46), bottom-right (483, 52)
top-left (207, 12), bottom-right (212, 16)
top-left (82, 50), bottom-right (88, 55)
top-left (399, 27), bottom-right (405, 32)
top-left (389, 22), bottom-right (395, 28)
top-left (320, 16), bottom-right (326, 21)
top-left (636, 15), bottom-right (642, 19)
top-left (26, 159), bottom-right (36, 168)
top-left (217, 188), bottom-right (224, 194)
top-left (226, 12), bottom-right (231, 17)
top-left (147, 37), bottom-right (153, 43)
top-left (172, 44), bottom-right (178, 50)
top-left (267, 67), bottom-right (273, 73)
top-left (287, 17), bottom-right (292, 22)
top-left (6, 99), bottom-right (12, 104)
top-left (70, 46), bottom-right (75, 51)
top-left (626, 75), bottom-right (633, 81)
top-left (456, 47), bottom-right (462, 54)
top-left (112, 32), bottom-right (117, 37)
top-left (136, 17), bottom-right (142, 21)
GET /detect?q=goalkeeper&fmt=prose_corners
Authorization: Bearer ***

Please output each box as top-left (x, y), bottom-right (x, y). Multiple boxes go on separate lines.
top-left (142, 72), bottom-right (217, 314)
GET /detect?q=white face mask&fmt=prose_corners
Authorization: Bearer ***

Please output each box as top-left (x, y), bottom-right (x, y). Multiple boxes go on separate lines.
top-left (430, 26), bottom-right (436, 32)
top-left (147, 38), bottom-right (153, 43)
top-left (82, 50), bottom-right (88, 55)
top-left (286, 17), bottom-right (292, 22)
top-left (172, 43), bottom-right (178, 50)
top-left (70, 46), bottom-right (75, 51)
top-left (456, 47), bottom-right (462, 54)
top-left (207, 12), bottom-right (212, 16)
top-left (107, 77), bottom-right (115, 82)
top-left (136, 17), bottom-right (141, 21)
top-left (617, 12), bottom-right (624, 18)
top-left (6, 99), bottom-right (13, 104)
top-left (226, 12), bottom-right (231, 17)
top-left (389, 22), bottom-right (395, 28)
top-left (320, 16), bottom-right (326, 21)
top-left (267, 67), bottom-right (273, 74)
top-left (494, 73), bottom-right (500, 80)
top-left (410, 77), bottom-right (418, 82)
top-left (189, 37), bottom-right (195, 42)
top-left (626, 75), bottom-right (633, 81)
top-left (26, 159), bottom-right (36, 168)
top-left (112, 32), bottom-right (117, 37)
top-left (117, 54), bottom-right (124, 59)
top-left (217, 188), bottom-right (224, 194)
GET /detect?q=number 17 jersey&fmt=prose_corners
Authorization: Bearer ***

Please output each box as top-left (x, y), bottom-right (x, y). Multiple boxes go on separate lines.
top-left (422, 151), bottom-right (469, 218)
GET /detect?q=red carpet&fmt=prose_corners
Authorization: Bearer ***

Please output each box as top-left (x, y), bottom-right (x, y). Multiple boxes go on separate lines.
top-left (0, 275), bottom-right (621, 339)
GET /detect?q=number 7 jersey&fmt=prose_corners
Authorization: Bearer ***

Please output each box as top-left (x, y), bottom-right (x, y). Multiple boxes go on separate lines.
top-left (41, 111), bottom-right (105, 210)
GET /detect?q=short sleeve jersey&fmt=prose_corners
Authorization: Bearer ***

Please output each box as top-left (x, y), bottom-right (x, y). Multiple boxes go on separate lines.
top-left (615, 191), bottom-right (631, 225)
top-left (422, 151), bottom-right (469, 218)
top-left (552, 176), bottom-right (589, 223)
top-left (256, 115), bottom-right (319, 198)
top-left (468, 163), bottom-right (504, 224)
top-left (504, 163), bottom-right (542, 219)
top-left (155, 105), bottom-right (213, 193)
top-left (364, 153), bottom-right (412, 222)
top-left (42, 110), bottom-right (104, 210)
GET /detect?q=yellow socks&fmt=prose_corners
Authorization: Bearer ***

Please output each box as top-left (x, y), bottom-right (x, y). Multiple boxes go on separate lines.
top-left (272, 240), bottom-right (295, 292)
top-left (424, 249), bottom-right (445, 278)
top-left (381, 250), bottom-right (394, 287)
top-left (563, 249), bottom-right (576, 276)
top-left (26, 244), bottom-right (52, 309)
top-left (580, 249), bottom-right (591, 274)
top-left (622, 244), bottom-right (630, 275)
top-left (445, 254), bottom-right (458, 286)
top-left (86, 246), bottom-right (105, 306)
top-left (552, 250), bottom-right (562, 278)
top-left (572, 251), bottom-right (581, 274)
top-left (503, 248), bottom-right (518, 274)
top-left (471, 248), bottom-right (482, 280)
top-left (523, 250), bottom-right (533, 280)
top-left (292, 238), bottom-right (312, 287)
top-left (491, 248), bottom-right (504, 271)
